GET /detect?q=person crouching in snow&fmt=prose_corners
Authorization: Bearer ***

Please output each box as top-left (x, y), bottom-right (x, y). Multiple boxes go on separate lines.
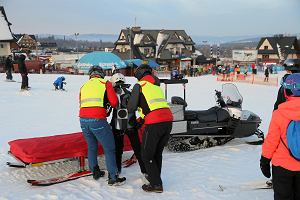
top-left (53, 76), bottom-right (66, 90)
top-left (260, 73), bottom-right (300, 200)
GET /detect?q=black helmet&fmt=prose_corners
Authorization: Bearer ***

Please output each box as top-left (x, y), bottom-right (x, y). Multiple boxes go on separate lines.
top-left (88, 65), bottom-right (105, 78)
top-left (134, 64), bottom-right (152, 80)
top-left (283, 59), bottom-right (300, 73)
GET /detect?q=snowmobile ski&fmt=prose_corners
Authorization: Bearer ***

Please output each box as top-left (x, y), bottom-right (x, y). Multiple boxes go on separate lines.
top-left (27, 170), bottom-right (92, 186)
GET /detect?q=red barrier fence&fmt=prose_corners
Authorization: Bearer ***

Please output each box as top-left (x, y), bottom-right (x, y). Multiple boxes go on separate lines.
top-left (217, 73), bottom-right (278, 86)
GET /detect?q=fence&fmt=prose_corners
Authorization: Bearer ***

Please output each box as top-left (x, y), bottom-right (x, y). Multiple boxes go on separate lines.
top-left (217, 73), bottom-right (278, 86)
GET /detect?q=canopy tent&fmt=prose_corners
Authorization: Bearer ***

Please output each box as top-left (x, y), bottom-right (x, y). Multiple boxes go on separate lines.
top-left (76, 51), bottom-right (126, 74)
top-left (124, 59), bottom-right (159, 68)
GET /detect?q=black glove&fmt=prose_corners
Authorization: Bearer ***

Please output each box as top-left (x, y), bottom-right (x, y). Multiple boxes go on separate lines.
top-left (260, 156), bottom-right (271, 178)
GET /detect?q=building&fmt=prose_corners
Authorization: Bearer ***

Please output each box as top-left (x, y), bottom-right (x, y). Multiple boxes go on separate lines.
top-left (256, 35), bottom-right (300, 65)
top-left (232, 50), bottom-right (257, 65)
top-left (14, 34), bottom-right (38, 50)
top-left (112, 27), bottom-right (195, 70)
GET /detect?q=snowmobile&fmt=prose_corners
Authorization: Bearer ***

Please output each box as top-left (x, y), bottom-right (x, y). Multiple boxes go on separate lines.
top-left (160, 79), bottom-right (264, 152)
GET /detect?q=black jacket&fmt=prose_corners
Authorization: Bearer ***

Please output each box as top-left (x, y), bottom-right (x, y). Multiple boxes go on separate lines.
top-left (5, 57), bottom-right (13, 71)
top-left (18, 55), bottom-right (27, 75)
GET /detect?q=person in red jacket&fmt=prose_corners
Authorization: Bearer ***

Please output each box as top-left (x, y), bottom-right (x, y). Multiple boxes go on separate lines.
top-left (79, 65), bottom-right (126, 186)
top-left (261, 73), bottom-right (300, 200)
top-left (127, 64), bottom-right (173, 193)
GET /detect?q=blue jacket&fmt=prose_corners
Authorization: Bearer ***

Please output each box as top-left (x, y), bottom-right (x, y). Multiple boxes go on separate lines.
top-left (54, 77), bottom-right (65, 86)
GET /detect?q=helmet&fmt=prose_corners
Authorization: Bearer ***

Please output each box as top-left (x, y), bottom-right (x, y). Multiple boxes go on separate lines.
top-left (134, 64), bottom-right (152, 80)
top-left (88, 65), bottom-right (105, 78)
top-left (61, 76), bottom-right (65, 81)
top-left (110, 73), bottom-right (125, 87)
top-left (283, 73), bottom-right (300, 97)
top-left (283, 59), bottom-right (300, 73)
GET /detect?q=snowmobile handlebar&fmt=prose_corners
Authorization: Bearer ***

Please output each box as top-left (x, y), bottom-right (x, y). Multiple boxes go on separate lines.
top-left (215, 90), bottom-right (226, 108)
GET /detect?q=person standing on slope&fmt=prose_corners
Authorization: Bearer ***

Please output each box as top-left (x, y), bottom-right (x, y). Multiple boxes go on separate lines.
top-left (79, 66), bottom-right (126, 186)
top-left (274, 59), bottom-right (300, 110)
top-left (261, 73), bottom-right (300, 200)
top-left (127, 64), bottom-right (173, 193)
top-left (109, 73), bottom-right (146, 175)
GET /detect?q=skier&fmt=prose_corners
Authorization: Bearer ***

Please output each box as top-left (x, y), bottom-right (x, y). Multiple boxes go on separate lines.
top-left (264, 66), bottom-right (269, 82)
top-left (109, 73), bottom-right (146, 176)
top-left (5, 55), bottom-right (14, 81)
top-left (170, 67), bottom-right (179, 79)
top-left (79, 65), bottom-right (126, 186)
top-left (260, 73), bottom-right (300, 200)
top-left (127, 64), bottom-right (173, 193)
top-left (274, 59), bottom-right (300, 110)
top-left (18, 54), bottom-right (30, 90)
top-left (53, 76), bottom-right (66, 90)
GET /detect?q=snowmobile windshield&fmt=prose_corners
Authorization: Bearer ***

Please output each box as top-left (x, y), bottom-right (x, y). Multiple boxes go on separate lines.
top-left (221, 83), bottom-right (243, 108)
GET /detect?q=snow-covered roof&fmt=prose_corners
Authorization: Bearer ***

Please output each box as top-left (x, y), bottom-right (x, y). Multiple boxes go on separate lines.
top-left (0, 7), bottom-right (13, 41)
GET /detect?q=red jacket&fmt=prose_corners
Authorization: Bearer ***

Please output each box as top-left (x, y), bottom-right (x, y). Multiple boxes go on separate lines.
top-left (262, 97), bottom-right (300, 171)
top-left (127, 75), bottom-right (173, 124)
top-left (79, 80), bottom-right (118, 119)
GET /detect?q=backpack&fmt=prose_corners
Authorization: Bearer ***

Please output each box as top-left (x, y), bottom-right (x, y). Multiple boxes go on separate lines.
top-left (281, 120), bottom-right (300, 161)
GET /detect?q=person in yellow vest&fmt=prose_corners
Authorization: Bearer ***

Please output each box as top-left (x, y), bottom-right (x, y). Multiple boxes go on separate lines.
top-left (79, 65), bottom-right (126, 186)
top-left (127, 64), bottom-right (173, 193)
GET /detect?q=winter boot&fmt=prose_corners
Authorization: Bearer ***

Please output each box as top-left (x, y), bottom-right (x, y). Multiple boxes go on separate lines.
top-left (142, 184), bottom-right (163, 193)
top-left (108, 175), bottom-right (126, 186)
top-left (92, 165), bottom-right (105, 180)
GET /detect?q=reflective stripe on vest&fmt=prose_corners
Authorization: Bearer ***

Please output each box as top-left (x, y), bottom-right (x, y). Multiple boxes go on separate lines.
top-left (80, 78), bottom-right (107, 108)
top-left (137, 80), bottom-right (169, 117)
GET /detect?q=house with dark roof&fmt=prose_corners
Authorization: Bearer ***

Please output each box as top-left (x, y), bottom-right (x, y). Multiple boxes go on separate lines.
top-left (112, 27), bottom-right (195, 69)
top-left (0, 6), bottom-right (13, 58)
top-left (256, 35), bottom-right (300, 64)
top-left (13, 34), bottom-right (37, 50)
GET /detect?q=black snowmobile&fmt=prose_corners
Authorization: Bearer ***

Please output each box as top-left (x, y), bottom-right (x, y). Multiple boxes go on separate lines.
top-left (160, 79), bottom-right (264, 152)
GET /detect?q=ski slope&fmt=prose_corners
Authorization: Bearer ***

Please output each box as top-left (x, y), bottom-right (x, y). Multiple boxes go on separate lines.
top-left (0, 72), bottom-right (279, 200)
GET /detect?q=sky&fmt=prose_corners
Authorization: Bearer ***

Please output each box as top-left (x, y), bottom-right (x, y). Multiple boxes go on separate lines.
top-left (1, 0), bottom-right (300, 37)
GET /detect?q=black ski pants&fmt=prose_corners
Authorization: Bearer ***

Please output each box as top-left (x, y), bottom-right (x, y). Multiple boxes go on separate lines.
top-left (113, 127), bottom-right (146, 174)
top-left (21, 74), bottom-right (28, 89)
top-left (272, 165), bottom-right (300, 200)
top-left (141, 121), bottom-right (172, 186)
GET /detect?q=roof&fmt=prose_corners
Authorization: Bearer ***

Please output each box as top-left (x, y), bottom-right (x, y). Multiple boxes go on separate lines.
top-left (0, 6), bottom-right (13, 41)
top-left (77, 51), bottom-right (126, 73)
top-left (124, 59), bottom-right (159, 68)
top-left (14, 34), bottom-right (37, 41)
top-left (257, 36), bottom-right (298, 54)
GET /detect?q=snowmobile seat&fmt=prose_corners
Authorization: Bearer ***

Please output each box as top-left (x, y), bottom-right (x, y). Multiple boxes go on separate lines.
top-left (184, 107), bottom-right (230, 122)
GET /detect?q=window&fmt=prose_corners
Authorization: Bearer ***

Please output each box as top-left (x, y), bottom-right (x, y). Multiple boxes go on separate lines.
top-left (262, 55), bottom-right (269, 59)
top-left (144, 48), bottom-right (150, 55)
top-left (264, 46), bottom-right (268, 50)
top-left (0, 44), bottom-right (4, 48)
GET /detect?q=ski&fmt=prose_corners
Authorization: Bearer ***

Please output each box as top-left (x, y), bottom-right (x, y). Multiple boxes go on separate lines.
top-left (218, 180), bottom-right (273, 191)
top-left (6, 161), bottom-right (26, 168)
top-left (27, 170), bottom-right (92, 186)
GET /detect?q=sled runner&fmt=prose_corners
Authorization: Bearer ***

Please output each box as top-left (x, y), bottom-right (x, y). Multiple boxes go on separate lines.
top-left (7, 132), bottom-right (134, 186)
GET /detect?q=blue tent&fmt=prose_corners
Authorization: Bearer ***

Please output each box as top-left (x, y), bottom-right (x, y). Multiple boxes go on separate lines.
top-left (76, 51), bottom-right (126, 74)
top-left (124, 59), bottom-right (159, 68)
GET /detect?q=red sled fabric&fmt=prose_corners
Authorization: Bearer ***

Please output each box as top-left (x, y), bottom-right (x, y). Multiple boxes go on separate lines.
top-left (9, 132), bottom-right (134, 164)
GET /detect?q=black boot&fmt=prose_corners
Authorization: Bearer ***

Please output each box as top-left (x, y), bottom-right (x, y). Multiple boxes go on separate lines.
top-left (142, 184), bottom-right (163, 193)
top-left (108, 175), bottom-right (126, 186)
top-left (93, 165), bottom-right (105, 180)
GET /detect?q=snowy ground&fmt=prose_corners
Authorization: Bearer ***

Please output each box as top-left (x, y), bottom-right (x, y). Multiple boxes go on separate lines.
top-left (0, 72), bottom-right (280, 200)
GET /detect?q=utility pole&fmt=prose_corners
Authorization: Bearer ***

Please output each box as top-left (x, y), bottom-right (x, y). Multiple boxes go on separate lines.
top-left (74, 33), bottom-right (79, 74)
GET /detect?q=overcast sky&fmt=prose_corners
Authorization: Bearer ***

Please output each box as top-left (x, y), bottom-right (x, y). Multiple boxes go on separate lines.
top-left (1, 0), bottom-right (300, 36)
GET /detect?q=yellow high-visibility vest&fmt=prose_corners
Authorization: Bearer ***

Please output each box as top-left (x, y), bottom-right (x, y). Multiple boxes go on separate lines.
top-left (137, 80), bottom-right (169, 117)
top-left (80, 78), bottom-right (107, 108)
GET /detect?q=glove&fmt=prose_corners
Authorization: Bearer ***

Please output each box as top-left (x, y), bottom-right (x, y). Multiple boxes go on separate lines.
top-left (260, 155), bottom-right (271, 178)
top-left (135, 117), bottom-right (144, 129)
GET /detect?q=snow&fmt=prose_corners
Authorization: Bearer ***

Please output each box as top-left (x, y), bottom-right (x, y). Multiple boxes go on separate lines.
top-left (0, 11), bottom-right (13, 41)
top-left (0, 72), bottom-right (280, 199)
